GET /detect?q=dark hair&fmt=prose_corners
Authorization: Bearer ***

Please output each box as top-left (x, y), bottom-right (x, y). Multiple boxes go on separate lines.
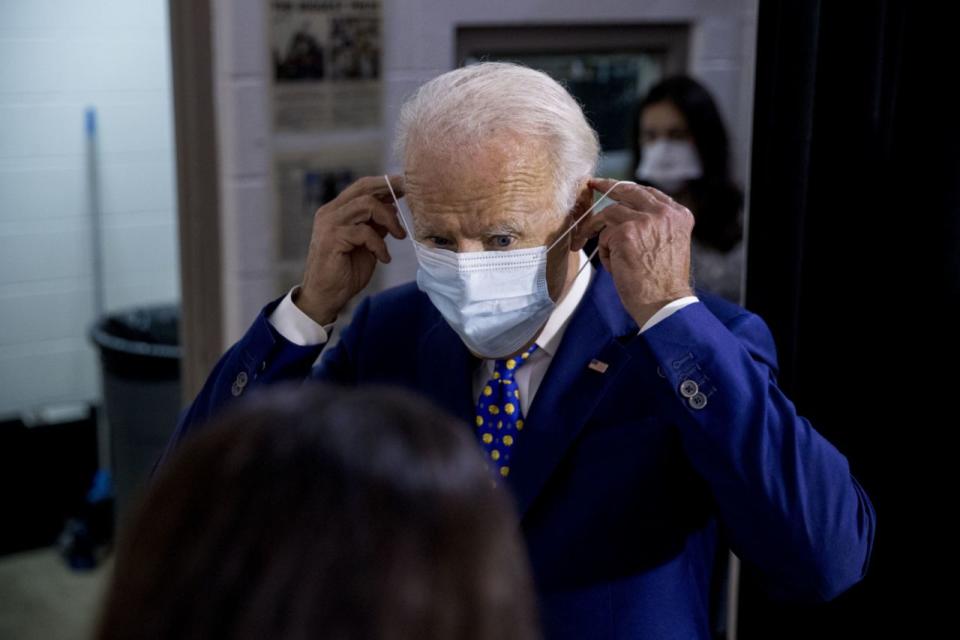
top-left (630, 75), bottom-right (744, 252)
top-left (96, 384), bottom-right (539, 640)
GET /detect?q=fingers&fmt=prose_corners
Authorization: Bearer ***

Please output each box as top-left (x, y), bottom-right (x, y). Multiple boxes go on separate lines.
top-left (638, 183), bottom-right (673, 204)
top-left (342, 223), bottom-right (392, 263)
top-left (334, 174), bottom-right (405, 206)
top-left (596, 221), bottom-right (633, 272)
top-left (597, 227), bottom-right (613, 273)
top-left (569, 177), bottom-right (681, 252)
top-left (334, 194), bottom-right (407, 240)
top-left (570, 204), bottom-right (651, 251)
top-left (587, 177), bottom-right (666, 210)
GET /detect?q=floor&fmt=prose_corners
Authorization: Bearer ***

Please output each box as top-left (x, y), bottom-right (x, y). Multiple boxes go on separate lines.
top-left (0, 547), bottom-right (111, 640)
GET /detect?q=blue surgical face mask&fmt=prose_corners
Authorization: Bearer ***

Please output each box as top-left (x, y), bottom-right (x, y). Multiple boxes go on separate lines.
top-left (384, 176), bottom-right (629, 359)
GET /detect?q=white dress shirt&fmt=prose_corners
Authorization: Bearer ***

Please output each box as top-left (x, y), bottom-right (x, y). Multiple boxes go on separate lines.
top-left (268, 251), bottom-right (699, 414)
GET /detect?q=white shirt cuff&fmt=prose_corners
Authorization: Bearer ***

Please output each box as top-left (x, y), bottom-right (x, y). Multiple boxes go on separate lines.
top-left (267, 286), bottom-right (336, 346)
top-left (639, 296), bottom-right (700, 333)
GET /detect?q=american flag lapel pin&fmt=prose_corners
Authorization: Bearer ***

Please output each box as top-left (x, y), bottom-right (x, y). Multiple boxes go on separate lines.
top-left (588, 359), bottom-right (609, 373)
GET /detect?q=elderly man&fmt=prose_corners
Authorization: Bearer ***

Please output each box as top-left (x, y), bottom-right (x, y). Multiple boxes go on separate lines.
top-left (163, 63), bottom-right (874, 638)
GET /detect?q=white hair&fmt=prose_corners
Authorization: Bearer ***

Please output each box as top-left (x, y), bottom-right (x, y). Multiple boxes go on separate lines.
top-left (393, 62), bottom-right (601, 217)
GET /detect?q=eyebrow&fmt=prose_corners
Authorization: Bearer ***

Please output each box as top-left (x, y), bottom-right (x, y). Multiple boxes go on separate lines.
top-left (414, 221), bottom-right (527, 238)
top-left (483, 222), bottom-right (525, 237)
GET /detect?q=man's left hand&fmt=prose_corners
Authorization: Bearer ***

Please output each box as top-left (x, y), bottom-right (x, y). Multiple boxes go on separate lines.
top-left (570, 178), bottom-right (696, 329)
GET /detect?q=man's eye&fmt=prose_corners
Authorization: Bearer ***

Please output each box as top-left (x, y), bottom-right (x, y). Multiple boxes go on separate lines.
top-left (427, 236), bottom-right (453, 247)
top-left (490, 235), bottom-right (514, 248)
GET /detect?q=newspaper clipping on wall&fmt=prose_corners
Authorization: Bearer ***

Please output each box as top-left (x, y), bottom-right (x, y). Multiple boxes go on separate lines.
top-left (270, 0), bottom-right (382, 131)
top-left (274, 147), bottom-right (382, 269)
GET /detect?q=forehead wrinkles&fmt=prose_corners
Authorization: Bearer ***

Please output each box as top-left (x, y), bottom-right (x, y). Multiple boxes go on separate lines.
top-left (413, 174), bottom-right (548, 213)
top-left (408, 184), bottom-right (548, 240)
top-left (405, 140), bottom-right (556, 225)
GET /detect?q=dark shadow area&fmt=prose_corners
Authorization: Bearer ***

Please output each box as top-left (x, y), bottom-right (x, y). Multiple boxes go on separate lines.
top-left (741, 1), bottom-right (958, 636)
top-left (0, 410), bottom-right (98, 556)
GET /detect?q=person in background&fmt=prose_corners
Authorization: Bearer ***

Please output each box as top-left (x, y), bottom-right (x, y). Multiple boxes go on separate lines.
top-left (631, 75), bottom-right (745, 302)
top-left (96, 385), bottom-right (539, 640)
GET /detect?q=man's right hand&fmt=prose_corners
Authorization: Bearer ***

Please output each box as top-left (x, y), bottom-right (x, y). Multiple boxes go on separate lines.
top-left (295, 175), bottom-right (407, 325)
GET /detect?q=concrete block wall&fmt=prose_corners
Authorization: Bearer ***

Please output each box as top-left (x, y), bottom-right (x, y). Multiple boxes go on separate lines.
top-left (0, 0), bottom-right (180, 419)
top-left (211, 0), bottom-right (279, 345)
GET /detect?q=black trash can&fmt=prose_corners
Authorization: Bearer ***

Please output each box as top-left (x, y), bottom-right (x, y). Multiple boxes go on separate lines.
top-left (90, 305), bottom-right (181, 526)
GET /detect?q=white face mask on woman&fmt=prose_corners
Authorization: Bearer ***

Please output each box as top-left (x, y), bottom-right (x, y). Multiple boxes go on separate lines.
top-left (635, 139), bottom-right (702, 193)
top-left (384, 176), bottom-right (629, 359)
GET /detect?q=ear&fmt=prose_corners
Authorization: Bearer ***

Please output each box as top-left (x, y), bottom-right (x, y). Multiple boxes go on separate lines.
top-left (566, 179), bottom-right (591, 217)
top-left (560, 179), bottom-right (594, 252)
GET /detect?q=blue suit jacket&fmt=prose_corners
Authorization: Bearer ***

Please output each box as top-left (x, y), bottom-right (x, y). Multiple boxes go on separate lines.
top-left (163, 267), bottom-right (875, 639)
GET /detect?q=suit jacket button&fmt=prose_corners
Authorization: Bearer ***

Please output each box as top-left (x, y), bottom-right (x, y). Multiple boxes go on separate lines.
top-left (235, 371), bottom-right (248, 387)
top-left (231, 382), bottom-right (244, 397)
top-left (688, 392), bottom-right (708, 410)
top-left (680, 379), bottom-right (699, 398)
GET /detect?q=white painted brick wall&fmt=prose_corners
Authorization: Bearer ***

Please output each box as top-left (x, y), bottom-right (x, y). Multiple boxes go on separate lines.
top-left (0, 0), bottom-right (180, 419)
top-left (212, 0), bottom-right (279, 345)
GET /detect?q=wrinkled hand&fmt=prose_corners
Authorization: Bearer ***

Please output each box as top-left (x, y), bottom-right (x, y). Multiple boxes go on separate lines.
top-left (296, 175), bottom-right (407, 325)
top-left (570, 178), bottom-right (695, 328)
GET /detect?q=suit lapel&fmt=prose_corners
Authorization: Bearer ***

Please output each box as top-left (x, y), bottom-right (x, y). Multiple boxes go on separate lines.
top-left (505, 269), bottom-right (639, 518)
top-left (417, 317), bottom-right (479, 428)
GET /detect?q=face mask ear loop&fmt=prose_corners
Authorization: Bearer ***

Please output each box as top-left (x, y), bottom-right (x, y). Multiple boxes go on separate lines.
top-left (572, 243), bottom-right (602, 280)
top-left (552, 180), bottom-right (632, 292)
top-left (383, 174), bottom-right (416, 247)
top-left (546, 179), bottom-right (636, 253)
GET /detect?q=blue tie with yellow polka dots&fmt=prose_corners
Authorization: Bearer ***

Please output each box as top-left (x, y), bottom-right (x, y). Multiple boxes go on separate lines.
top-left (475, 344), bottom-right (539, 479)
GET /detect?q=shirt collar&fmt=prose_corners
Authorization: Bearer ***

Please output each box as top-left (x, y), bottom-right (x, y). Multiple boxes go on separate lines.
top-left (534, 250), bottom-right (594, 358)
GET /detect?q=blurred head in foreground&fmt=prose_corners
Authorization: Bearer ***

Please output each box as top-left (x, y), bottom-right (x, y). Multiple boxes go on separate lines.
top-left (96, 384), bottom-right (539, 640)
